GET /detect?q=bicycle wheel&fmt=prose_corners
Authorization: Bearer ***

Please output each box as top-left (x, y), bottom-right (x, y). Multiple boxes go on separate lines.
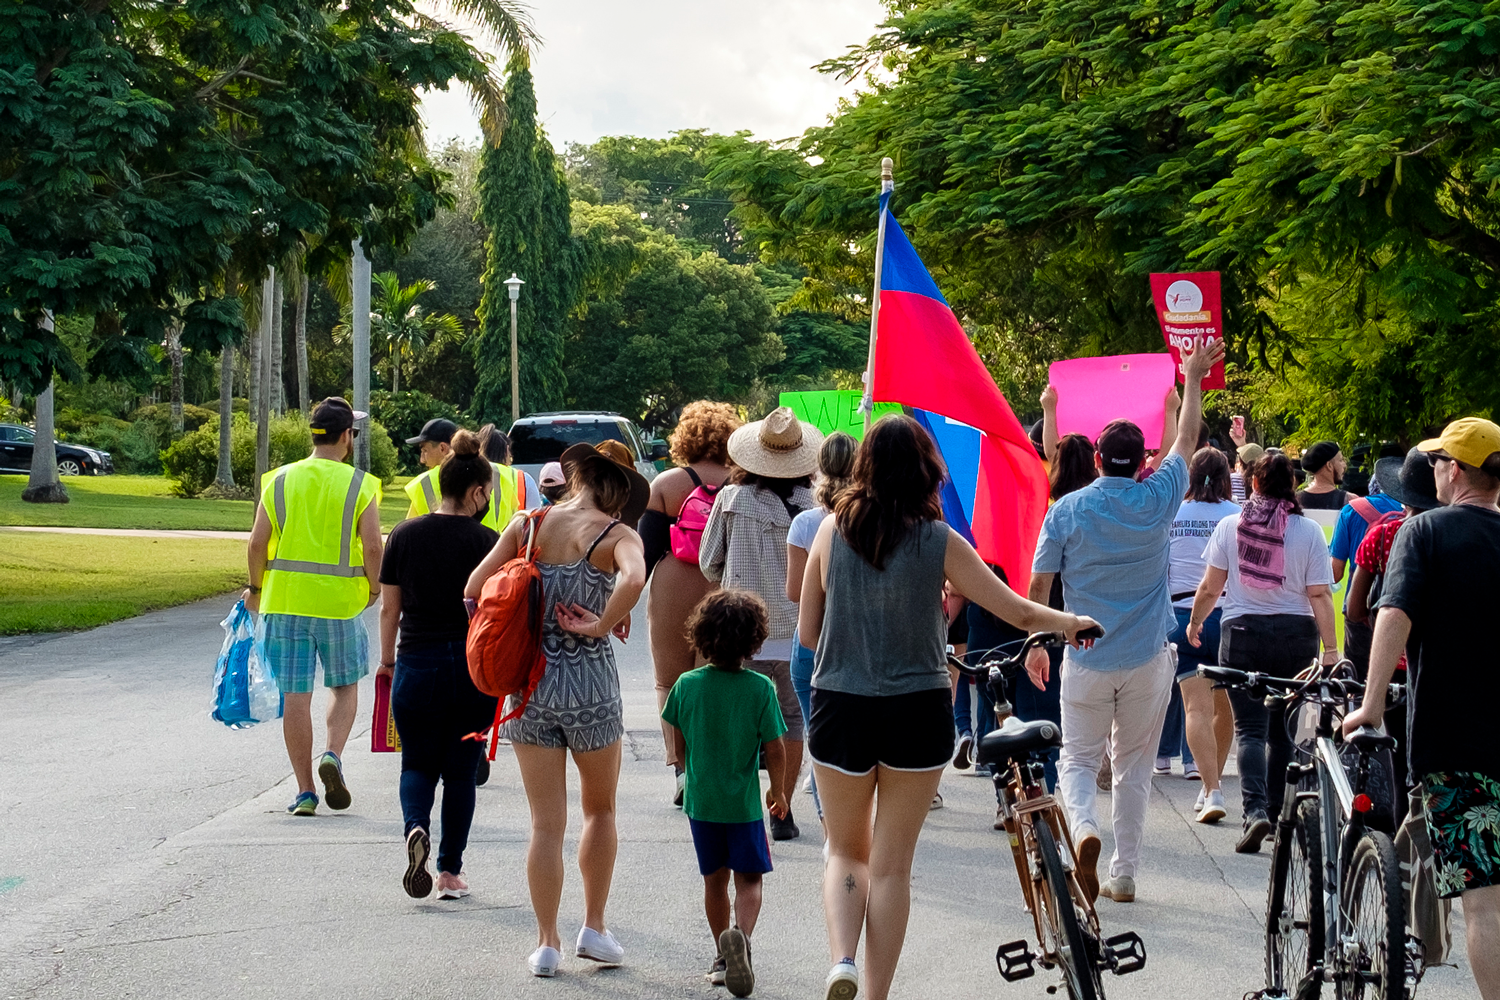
top-left (1267, 798), bottom-right (1324, 1000)
top-left (1035, 819), bottom-right (1103, 1000)
top-left (1337, 831), bottom-right (1405, 1000)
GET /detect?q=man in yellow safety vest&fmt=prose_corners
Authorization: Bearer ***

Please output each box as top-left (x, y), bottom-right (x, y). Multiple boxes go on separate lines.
top-left (402, 421), bottom-right (538, 531)
top-left (246, 397), bottom-right (384, 817)
top-left (402, 418), bottom-right (459, 519)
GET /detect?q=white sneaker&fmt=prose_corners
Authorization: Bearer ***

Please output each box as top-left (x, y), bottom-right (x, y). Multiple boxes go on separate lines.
top-left (825, 959), bottom-right (859, 1000)
top-left (528, 946), bottom-right (561, 977)
top-left (1153, 755), bottom-right (1172, 776)
top-left (1194, 788), bottom-right (1206, 812)
top-left (1184, 761), bottom-right (1201, 780)
top-left (1197, 789), bottom-right (1227, 825)
top-left (576, 926), bottom-right (624, 966)
top-left (929, 792), bottom-right (944, 811)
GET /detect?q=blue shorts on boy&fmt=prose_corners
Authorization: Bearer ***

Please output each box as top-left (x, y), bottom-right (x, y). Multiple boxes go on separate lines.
top-left (662, 665), bottom-right (787, 874)
top-left (688, 818), bottom-right (773, 876)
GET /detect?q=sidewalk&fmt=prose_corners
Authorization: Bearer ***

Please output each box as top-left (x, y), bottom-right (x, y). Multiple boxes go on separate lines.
top-left (1, 525), bottom-right (252, 540)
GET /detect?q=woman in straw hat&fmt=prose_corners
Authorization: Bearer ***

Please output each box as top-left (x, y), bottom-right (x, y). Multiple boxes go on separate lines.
top-left (699, 405), bottom-right (821, 842)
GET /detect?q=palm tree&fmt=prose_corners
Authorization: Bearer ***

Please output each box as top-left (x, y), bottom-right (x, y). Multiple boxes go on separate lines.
top-left (416, 0), bottom-right (539, 141)
top-left (336, 272), bottom-right (463, 393)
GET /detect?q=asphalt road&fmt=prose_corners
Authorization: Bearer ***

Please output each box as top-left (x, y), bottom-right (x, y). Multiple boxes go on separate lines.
top-left (0, 594), bottom-right (1476, 999)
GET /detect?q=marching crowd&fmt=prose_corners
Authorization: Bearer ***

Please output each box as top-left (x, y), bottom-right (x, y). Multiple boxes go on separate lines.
top-left (242, 339), bottom-right (1500, 1000)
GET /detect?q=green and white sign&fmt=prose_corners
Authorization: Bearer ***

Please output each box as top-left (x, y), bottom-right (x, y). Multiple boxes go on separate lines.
top-left (779, 391), bottom-right (902, 441)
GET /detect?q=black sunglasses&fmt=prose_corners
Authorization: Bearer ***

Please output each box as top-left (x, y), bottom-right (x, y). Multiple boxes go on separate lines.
top-left (1425, 452), bottom-right (1450, 467)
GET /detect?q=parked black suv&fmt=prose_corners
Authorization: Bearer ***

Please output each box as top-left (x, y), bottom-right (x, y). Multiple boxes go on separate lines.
top-left (0, 423), bottom-right (115, 476)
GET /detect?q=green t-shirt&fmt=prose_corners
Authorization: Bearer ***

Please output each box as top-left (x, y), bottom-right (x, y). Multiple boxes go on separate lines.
top-left (661, 665), bottom-right (787, 824)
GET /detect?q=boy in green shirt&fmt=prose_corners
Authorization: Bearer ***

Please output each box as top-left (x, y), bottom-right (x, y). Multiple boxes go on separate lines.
top-left (662, 590), bottom-right (789, 998)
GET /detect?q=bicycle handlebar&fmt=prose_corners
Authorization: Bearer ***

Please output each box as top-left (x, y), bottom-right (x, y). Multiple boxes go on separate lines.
top-left (1197, 665), bottom-right (1404, 707)
top-left (947, 626), bottom-right (1106, 679)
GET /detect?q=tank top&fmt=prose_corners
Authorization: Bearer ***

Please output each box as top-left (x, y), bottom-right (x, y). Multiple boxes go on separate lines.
top-left (812, 519), bottom-right (951, 697)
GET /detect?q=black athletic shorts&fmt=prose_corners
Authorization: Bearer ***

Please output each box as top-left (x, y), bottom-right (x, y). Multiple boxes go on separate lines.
top-left (808, 687), bottom-right (955, 776)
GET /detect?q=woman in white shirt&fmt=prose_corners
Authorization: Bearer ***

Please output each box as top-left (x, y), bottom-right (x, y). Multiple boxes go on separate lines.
top-left (1186, 453), bottom-right (1339, 854)
top-left (1165, 449), bottom-right (1240, 824)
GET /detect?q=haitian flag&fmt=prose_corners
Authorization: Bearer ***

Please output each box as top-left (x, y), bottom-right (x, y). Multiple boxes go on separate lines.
top-left (870, 194), bottom-right (1049, 590)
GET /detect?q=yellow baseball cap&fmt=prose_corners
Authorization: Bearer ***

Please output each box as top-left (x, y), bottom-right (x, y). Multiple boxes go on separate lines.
top-left (1417, 417), bottom-right (1500, 469)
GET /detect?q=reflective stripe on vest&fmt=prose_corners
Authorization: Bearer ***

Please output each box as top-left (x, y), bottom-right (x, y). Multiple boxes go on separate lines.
top-left (421, 473), bottom-right (438, 512)
top-left (266, 466), bottom-right (368, 578)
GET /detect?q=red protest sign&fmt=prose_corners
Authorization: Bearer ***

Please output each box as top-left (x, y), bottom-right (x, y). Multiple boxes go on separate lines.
top-left (1149, 271), bottom-right (1225, 390)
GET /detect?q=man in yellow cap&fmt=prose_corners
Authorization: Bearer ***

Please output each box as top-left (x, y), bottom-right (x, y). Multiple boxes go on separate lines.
top-left (246, 397), bottom-right (384, 817)
top-left (1346, 416), bottom-right (1500, 999)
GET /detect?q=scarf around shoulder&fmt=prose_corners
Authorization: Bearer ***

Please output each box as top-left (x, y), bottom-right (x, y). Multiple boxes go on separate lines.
top-left (1236, 495), bottom-right (1298, 590)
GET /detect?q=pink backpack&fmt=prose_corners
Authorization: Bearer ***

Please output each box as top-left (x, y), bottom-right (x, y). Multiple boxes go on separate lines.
top-left (669, 468), bottom-right (720, 563)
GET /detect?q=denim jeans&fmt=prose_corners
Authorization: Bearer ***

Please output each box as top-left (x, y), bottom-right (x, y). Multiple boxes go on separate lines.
top-left (789, 634), bottom-right (820, 818)
top-left (1013, 645), bottom-right (1064, 790)
top-left (1219, 614), bottom-right (1319, 819)
top-left (392, 640), bottom-right (498, 874)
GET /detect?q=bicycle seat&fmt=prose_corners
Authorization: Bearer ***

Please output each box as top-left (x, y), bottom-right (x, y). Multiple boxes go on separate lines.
top-left (1345, 726), bottom-right (1397, 753)
top-left (977, 719), bottom-right (1062, 767)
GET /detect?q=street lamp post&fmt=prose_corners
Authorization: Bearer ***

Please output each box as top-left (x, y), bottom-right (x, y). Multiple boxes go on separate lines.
top-left (504, 272), bottom-right (525, 424)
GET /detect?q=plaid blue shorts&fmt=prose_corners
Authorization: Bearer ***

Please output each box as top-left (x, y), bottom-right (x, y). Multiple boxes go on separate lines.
top-left (259, 613), bottom-right (370, 694)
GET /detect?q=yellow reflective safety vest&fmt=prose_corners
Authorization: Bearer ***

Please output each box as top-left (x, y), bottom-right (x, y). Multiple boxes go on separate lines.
top-left (259, 457), bottom-right (383, 620)
top-left (402, 462), bottom-right (524, 531)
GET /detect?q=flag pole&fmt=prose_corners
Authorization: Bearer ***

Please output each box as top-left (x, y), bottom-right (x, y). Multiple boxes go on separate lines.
top-left (861, 157), bottom-right (895, 434)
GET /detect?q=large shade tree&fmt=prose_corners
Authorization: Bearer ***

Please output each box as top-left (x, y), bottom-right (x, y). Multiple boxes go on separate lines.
top-left (1, 0), bottom-right (533, 495)
top-left (709, 0), bottom-right (1500, 446)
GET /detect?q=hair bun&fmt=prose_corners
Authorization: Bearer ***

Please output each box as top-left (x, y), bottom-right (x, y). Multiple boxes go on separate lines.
top-left (449, 428), bottom-right (480, 458)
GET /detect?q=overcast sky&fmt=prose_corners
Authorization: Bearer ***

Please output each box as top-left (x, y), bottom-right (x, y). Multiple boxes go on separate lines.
top-left (418, 0), bottom-right (888, 150)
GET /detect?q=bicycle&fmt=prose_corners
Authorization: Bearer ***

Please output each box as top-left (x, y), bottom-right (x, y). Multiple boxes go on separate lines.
top-left (1199, 663), bottom-right (1417, 1000)
top-left (948, 630), bottom-right (1146, 1000)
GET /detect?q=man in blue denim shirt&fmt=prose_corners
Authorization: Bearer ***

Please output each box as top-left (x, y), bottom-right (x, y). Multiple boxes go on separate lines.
top-left (1027, 341), bottom-right (1223, 904)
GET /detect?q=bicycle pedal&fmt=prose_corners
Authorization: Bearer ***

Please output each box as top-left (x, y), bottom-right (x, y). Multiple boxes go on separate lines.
top-left (1102, 930), bottom-right (1147, 975)
top-left (995, 939), bottom-right (1038, 981)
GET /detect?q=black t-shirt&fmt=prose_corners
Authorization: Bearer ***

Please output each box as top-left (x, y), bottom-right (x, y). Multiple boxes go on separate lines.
top-left (1297, 488), bottom-right (1348, 511)
top-left (1380, 504), bottom-right (1500, 779)
top-left (379, 514), bottom-right (500, 651)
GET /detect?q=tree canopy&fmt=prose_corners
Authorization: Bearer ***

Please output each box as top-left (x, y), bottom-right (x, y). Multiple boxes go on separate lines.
top-left (1, 0), bottom-right (501, 393)
top-left (473, 57), bottom-right (579, 421)
top-left (709, 0), bottom-right (1500, 446)
top-left (563, 203), bottom-right (781, 429)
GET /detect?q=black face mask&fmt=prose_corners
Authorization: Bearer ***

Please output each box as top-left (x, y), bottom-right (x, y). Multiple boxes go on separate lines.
top-left (472, 498), bottom-right (490, 522)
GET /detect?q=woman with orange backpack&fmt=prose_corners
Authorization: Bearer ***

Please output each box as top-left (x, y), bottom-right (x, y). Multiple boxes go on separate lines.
top-left (637, 402), bottom-right (741, 805)
top-left (464, 442), bottom-right (650, 978)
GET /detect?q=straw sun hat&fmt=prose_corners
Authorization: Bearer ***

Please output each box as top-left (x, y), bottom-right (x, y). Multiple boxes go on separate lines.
top-left (727, 406), bottom-right (824, 478)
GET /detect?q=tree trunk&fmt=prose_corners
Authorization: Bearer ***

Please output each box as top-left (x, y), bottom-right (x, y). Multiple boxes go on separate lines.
top-left (271, 277), bottom-right (285, 414)
top-left (295, 274), bottom-right (310, 411)
top-left (245, 304), bottom-right (260, 427)
top-left (22, 363), bottom-right (68, 504)
top-left (254, 273), bottom-right (273, 502)
top-left (215, 344), bottom-right (236, 490)
top-left (391, 347), bottom-right (401, 394)
top-left (167, 320), bottom-right (185, 436)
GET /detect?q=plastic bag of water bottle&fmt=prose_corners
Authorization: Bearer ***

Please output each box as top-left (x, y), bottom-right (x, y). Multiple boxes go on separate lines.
top-left (211, 600), bottom-right (282, 728)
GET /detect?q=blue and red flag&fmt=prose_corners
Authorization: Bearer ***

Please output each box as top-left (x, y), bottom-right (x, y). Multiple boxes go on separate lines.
top-left (869, 193), bottom-right (1048, 590)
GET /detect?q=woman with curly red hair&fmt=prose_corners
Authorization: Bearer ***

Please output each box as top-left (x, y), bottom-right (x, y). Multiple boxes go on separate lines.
top-left (639, 401), bottom-right (742, 805)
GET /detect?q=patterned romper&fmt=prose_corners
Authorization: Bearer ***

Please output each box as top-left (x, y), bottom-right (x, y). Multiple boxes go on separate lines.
top-left (500, 522), bottom-right (624, 753)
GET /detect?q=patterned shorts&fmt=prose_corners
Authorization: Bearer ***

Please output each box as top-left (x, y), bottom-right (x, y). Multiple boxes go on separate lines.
top-left (1421, 770), bottom-right (1500, 899)
top-left (259, 613), bottom-right (370, 694)
top-left (500, 635), bottom-right (623, 753)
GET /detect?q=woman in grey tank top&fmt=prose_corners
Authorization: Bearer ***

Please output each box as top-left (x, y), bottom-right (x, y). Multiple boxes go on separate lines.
top-left (797, 415), bottom-right (1098, 1000)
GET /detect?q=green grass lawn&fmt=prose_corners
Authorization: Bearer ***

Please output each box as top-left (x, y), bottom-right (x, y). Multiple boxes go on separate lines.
top-left (0, 474), bottom-right (412, 531)
top-left (0, 532), bottom-right (247, 634)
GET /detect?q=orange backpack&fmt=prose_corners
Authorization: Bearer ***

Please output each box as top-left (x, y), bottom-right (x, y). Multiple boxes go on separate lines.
top-left (467, 507), bottom-right (550, 759)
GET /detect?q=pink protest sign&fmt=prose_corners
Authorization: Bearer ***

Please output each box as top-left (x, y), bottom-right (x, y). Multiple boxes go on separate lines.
top-left (1048, 354), bottom-right (1178, 445)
